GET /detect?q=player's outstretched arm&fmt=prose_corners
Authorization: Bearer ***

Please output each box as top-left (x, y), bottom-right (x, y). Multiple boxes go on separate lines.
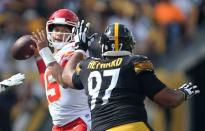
top-left (177, 82), bottom-right (200, 100)
top-left (153, 82), bottom-right (200, 108)
top-left (62, 20), bottom-right (96, 88)
top-left (0, 73), bottom-right (25, 93)
top-left (62, 52), bottom-right (84, 88)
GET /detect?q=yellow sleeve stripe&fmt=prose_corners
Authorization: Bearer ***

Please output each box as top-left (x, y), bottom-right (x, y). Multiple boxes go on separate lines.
top-left (114, 23), bottom-right (119, 51)
top-left (134, 61), bottom-right (154, 73)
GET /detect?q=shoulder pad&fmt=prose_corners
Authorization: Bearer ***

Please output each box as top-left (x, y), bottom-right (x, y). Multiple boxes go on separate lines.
top-left (131, 55), bottom-right (154, 73)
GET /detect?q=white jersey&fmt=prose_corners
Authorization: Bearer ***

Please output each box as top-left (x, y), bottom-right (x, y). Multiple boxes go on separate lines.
top-left (38, 43), bottom-right (91, 127)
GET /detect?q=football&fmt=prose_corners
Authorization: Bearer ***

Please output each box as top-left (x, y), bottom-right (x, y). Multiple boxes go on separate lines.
top-left (11, 35), bottom-right (36, 60)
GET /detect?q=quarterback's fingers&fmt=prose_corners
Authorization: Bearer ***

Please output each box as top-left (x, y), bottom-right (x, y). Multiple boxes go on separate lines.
top-left (37, 29), bottom-right (44, 41)
top-left (41, 30), bottom-right (46, 40)
top-left (31, 32), bottom-right (38, 42)
top-left (36, 29), bottom-right (42, 39)
top-left (30, 44), bottom-right (38, 52)
top-left (30, 37), bottom-right (38, 44)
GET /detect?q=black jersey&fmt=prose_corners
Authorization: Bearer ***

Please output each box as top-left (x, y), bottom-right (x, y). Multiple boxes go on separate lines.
top-left (72, 55), bottom-right (166, 131)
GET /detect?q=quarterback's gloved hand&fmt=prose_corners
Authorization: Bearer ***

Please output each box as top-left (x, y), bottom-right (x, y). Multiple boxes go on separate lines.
top-left (72, 20), bottom-right (97, 53)
top-left (0, 73), bottom-right (25, 90)
top-left (178, 82), bottom-right (200, 100)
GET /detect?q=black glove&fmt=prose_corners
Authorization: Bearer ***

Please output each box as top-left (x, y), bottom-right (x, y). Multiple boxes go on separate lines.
top-left (72, 20), bottom-right (96, 52)
top-left (178, 82), bottom-right (200, 100)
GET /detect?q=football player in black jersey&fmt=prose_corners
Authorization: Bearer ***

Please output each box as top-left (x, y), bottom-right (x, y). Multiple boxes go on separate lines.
top-left (40, 20), bottom-right (200, 131)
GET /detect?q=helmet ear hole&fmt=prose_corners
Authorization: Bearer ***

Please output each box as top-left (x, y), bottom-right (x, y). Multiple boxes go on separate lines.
top-left (99, 33), bottom-right (109, 45)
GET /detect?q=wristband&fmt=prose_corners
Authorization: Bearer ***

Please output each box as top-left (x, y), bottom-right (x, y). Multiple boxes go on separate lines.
top-left (39, 47), bottom-right (56, 67)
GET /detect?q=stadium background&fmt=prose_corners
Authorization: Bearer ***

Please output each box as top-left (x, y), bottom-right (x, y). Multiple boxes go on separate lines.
top-left (0, 0), bottom-right (204, 131)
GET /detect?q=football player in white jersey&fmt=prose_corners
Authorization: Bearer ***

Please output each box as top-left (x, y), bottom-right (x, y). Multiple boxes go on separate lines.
top-left (30, 9), bottom-right (91, 131)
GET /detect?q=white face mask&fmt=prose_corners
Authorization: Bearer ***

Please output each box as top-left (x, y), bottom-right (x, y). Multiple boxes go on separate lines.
top-left (47, 32), bottom-right (74, 50)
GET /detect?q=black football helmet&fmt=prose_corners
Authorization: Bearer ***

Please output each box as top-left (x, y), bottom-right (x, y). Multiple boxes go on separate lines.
top-left (99, 23), bottom-right (135, 56)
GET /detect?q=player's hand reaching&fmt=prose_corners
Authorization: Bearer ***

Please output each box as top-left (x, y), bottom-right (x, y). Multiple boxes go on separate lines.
top-left (0, 73), bottom-right (25, 92)
top-left (72, 20), bottom-right (97, 53)
top-left (31, 29), bottom-right (48, 51)
top-left (178, 82), bottom-right (200, 100)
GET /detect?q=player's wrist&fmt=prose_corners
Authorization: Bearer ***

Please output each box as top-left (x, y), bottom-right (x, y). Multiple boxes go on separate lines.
top-left (39, 47), bottom-right (56, 67)
top-left (75, 41), bottom-right (88, 51)
top-left (177, 89), bottom-right (187, 100)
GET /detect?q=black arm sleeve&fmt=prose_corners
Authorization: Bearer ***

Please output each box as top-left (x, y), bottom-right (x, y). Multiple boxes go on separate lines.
top-left (138, 72), bottom-right (166, 99)
top-left (72, 72), bottom-right (84, 90)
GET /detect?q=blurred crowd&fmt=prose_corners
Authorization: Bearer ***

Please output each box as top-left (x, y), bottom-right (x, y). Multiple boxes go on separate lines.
top-left (0, 0), bottom-right (204, 131)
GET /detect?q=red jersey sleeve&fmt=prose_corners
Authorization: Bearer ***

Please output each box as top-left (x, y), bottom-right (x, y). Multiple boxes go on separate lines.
top-left (35, 57), bottom-right (46, 87)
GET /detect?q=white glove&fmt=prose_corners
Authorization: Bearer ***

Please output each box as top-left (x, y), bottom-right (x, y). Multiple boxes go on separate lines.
top-left (0, 73), bottom-right (25, 92)
top-left (178, 82), bottom-right (200, 100)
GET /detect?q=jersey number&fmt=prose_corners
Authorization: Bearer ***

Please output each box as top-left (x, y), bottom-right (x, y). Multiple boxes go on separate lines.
top-left (88, 68), bottom-right (120, 110)
top-left (44, 70), bottom-right (61, 104)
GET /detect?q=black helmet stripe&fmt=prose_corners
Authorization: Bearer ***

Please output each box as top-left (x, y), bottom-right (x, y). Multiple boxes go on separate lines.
top-left (114, 23), bottom-right (119, 51)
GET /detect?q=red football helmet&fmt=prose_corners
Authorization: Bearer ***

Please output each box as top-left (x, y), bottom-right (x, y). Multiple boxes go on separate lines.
top-left (46, 9), bottom-right (79, 49)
